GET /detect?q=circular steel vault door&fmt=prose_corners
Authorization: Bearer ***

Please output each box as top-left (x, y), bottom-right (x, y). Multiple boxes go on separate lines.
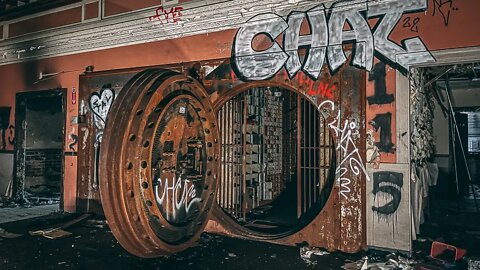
top-left (99, 69), bottom-right (219, 258)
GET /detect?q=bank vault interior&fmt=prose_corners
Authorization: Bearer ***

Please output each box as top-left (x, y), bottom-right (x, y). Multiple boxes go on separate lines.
top-left (216, 86), bottom-right (335, 235)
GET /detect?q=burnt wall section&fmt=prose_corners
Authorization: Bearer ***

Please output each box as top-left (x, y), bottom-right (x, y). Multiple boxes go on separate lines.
top-left (25, 97), bottom-right (64, 150)
top-left (0, 153), bottom-right (14, 197)
top-left (24, 149), bottom-right (62, 195)
top-left (12, 89), bottom-right (65, 204)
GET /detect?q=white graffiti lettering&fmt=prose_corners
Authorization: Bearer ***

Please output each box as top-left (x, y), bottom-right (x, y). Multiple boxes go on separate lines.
top-left (233, 0), bottom-right (435, 80)
top-left (318, 100), bottom-right (370, 199)
top-left (155, 176), bottom-right (201, 221)
top-left (89, 88), bottom-right (115, 143)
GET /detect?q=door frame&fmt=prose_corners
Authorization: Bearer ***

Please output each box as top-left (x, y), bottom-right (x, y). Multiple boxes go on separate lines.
top-left (12, 88), bottom-right (67, 208)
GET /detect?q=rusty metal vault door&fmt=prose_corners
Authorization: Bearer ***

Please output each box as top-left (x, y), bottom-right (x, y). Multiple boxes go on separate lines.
top-left (99, 69), bottom-right (220, 257)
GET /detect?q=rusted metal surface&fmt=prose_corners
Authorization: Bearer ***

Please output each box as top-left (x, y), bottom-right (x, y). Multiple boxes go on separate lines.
top-left (206, 56), bottom-right (366, 253)
top-left (99, 69), bottom-right (220, 257)
top-left (77, 71), bottom-right (136, 214)
top-left (77, 57), bottom-right (366, 256)
top-left (77, 61), bottom-right (224, 215)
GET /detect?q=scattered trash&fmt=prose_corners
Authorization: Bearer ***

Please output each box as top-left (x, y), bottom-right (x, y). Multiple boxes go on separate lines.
top-left (300, 246), bottom-right (329, 266)
top-left (30, 228), bottom-right (72, 239)
top-left (430, 241), bottom-right (466, 263)
top-left (0, 227), bottom-right (22, 238)
top-left (342, 257), bottom-right (368, 270)
top-left (342, 252), bottom-right (418, 270)
top-left (84, 219), bottom-right (107, 229)
top-left (468, 257), bottom-right (480, 270)
top-left (466, 184), bottom-right (480, 200)
top-left (29, 213), bottom-right (90, 240)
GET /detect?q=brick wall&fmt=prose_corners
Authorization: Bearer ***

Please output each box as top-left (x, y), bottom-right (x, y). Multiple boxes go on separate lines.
top-left (25, 149), bottom-right (62, 177)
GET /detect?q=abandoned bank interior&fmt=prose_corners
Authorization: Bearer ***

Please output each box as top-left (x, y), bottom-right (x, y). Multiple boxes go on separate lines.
top-left (0, 0), bottom-right (479, 269)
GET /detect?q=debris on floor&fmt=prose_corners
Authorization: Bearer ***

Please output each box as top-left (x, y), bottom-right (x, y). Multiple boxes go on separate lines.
top-left (466, 184), bottom-right (480, 200)
top-left (299, 246), bottom-right (329, 266)
top-left (430, 241), bottom-right (466, 263)
top-left (468, 257), bottom-right (480, 270)
top-left (0, 227), bottom-right (22, 238)
top-left (342, 257), bottom-right (368, 270)
top-left (23, 191), bottom-right (61, 206)
top-left (29, 213), bottom-right (90, 239)
top-left (342, 251), bottom-right (419, 270)
top-left (83, 219), bottom-right (107, 229)
top-left (30, 228), bottom-right (72, 239)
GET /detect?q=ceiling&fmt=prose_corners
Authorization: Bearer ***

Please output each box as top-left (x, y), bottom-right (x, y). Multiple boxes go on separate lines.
top-left (430, 62), bottom-right (480, 90)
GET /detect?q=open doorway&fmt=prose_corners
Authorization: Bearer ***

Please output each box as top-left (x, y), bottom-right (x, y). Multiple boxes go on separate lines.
top-left (215, 86), bottom-right (335, 235)
top-left (12, 89), bottom-right (66, 213)
top-left (411, 63), bottom-right (480, 256)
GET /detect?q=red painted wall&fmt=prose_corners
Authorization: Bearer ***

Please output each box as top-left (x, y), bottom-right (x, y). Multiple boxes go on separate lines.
top-left (0, 0), bottom-right (479, 211)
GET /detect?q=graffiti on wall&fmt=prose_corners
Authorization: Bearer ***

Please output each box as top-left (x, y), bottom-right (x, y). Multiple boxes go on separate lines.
top-left (0, 107), bottom-right (12, 150)
top-left (366, 61), bottom-right (396, 163)
top-left (366, 130), bottom-right (381, 168)
top-left (367, 62), bottom-right (394, 105)
top-left (154, 176), bottom-right (201, 222)
top-left (149, 5), bottom-right (183, 24)
top-left (89, 88), bottom-right (116, 190)
top-left (402, 16), bottom-right (421, 32)
top-left (89, 88), bottom-right (115, 144)
top-left (371, 171), bottom-right (403, 215)
top-left (232, 0), bottom-right (435, 81)
top-left (7, 125), bottom-right (14, 146)
top-left (319, 100), bottom-right (369, 199)
top-left (369, 113), bottom-right (394, 153)
top-left (68, 127), bottom-right (78, 152)
top-left (432, 0), bottom-right (458, 26)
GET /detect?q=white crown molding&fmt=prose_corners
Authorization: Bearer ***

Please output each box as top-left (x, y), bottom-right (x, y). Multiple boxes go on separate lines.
top-left (3, 0), bottom-right (475, 67)
top-left (0, 0), bottom-right (323, 66)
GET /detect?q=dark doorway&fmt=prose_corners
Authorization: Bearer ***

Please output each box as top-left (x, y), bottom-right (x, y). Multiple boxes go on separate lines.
top-left (13, 89), bottom-right (66, 210)
top-left (417, 63), bottom-right (480, 257)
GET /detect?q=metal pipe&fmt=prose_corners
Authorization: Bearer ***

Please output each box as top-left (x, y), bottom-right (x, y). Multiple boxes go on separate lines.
top-left (444, 76), bottom-right (479, 213)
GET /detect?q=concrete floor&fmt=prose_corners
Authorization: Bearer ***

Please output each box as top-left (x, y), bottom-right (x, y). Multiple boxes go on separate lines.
top-left (0, 197), bottom-right (477, 270)
top-left (0, 204), bottom-right (59, 224)
top-left (0, 212), bottom-right (359, 270)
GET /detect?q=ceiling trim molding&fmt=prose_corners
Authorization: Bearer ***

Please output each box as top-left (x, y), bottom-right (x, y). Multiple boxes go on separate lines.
top-left (0, 0), bottom-right (322, 66)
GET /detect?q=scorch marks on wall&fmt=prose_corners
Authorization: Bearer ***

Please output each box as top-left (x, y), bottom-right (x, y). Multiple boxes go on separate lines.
top-left (0, 107), bottom-right (13, 151)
